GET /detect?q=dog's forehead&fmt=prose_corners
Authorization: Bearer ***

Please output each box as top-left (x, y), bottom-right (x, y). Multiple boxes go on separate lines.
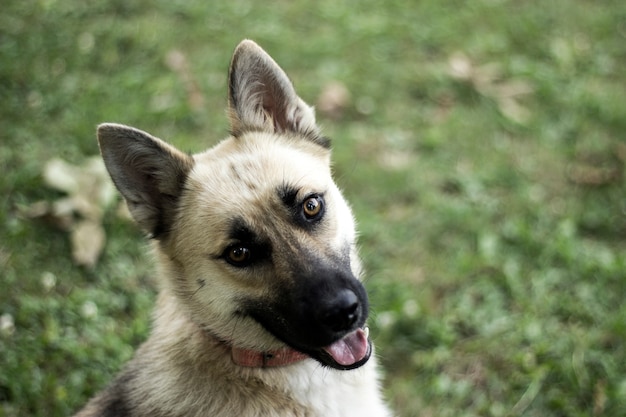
top-left (187, 134), bottom-right (332, 214)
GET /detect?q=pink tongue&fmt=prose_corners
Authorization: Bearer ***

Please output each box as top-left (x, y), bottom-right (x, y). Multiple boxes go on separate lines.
top-left (323, 328), bottom-right (369, 366)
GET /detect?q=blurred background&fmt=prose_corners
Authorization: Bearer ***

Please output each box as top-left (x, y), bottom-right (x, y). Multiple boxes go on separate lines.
top-left (1, 1), bottom-right (625, 416)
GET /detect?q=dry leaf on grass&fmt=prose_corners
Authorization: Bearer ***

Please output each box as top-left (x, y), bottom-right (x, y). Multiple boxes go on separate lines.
top-left (23, 156), bottom-right (118, 268)
top-left (448, 52), bottom-right (534, 124)
top-left (317, 81), bottom-right (351, 120)
top-left (43, 157), bottom-right (117, 216)
top-left (165, 49), bottom-right (205, 111)
top-left (567, 146), bottom-right (624, 186)
top-left (71, 220), bottom-right (106, 268)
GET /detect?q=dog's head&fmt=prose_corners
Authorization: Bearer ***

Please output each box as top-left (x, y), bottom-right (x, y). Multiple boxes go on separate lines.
top-left (98, 40), bottom-right (371, 370)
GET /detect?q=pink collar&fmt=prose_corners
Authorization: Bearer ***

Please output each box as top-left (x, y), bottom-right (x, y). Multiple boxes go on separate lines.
top-left (230, 345), bottom-right (309, 368)
top-left (201, 324), bottom-right (309, 368)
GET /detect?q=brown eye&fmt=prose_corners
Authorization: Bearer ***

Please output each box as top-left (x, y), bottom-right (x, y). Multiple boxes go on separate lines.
top-left (226, 246), bottom-right (251, 266)
top-left (303, 195), bottom-right (324, 219)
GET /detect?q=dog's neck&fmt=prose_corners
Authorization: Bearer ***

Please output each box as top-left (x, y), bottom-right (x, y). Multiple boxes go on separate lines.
top-left (201, 325), bottom-right (309, 368)
top-left (162, 293), bottom-right (307, 369)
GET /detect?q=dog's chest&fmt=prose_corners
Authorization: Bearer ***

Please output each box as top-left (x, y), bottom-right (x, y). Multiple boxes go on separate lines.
top-left (172, 360), bottom-right (389, 417)
top-left (253, 361), bottom-right (390, 417)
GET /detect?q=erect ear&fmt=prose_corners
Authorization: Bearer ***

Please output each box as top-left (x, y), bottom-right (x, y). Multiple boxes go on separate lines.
top-left (97, 123), bottom-right (194, 238)
top-left (228, 40), bottom-right (329, 148)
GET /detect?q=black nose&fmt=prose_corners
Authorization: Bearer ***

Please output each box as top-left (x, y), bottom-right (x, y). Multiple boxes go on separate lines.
top-left (320, 289), bottom-right (359, 332)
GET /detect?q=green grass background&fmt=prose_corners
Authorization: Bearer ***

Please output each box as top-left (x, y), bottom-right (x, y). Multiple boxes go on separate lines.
top-left (1, 1), bottom-right (625, 416)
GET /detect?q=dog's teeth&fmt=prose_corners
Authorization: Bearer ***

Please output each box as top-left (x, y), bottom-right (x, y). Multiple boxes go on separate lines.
top-left (364, 326), bottom-right (370, 338)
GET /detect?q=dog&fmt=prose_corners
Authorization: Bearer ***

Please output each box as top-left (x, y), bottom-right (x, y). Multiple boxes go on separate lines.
top-left (74, 40), bottom-right (390, 417)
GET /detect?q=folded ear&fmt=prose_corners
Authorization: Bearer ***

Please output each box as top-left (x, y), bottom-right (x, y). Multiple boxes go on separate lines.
top-left (228, 40), bottom-right (329, 148)
top-left (97, 123), bottom-right (194, 238)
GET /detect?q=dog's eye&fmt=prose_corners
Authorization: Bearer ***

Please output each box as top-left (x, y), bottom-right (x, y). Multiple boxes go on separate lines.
top-left (302, 195), bottom-right (324, 220)
top-left (225, 245), bottom-right (252, 266)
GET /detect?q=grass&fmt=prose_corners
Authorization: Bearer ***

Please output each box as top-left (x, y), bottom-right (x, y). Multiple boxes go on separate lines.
top-left (1, 0), bottom-right (625, 416)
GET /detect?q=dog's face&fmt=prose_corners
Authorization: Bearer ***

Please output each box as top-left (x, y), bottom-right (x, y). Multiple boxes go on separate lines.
top-left (98, 40), bottom-right (371, 370)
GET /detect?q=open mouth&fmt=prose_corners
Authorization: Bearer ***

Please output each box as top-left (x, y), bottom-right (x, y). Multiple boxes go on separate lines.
top-left (245, 280), bottom-right (372, 370)
top-left (314, 327), bottom-right (372, 370)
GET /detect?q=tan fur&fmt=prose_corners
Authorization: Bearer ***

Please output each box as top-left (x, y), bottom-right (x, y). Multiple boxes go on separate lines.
top-left (74, 40), bottom-right (390, 417)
